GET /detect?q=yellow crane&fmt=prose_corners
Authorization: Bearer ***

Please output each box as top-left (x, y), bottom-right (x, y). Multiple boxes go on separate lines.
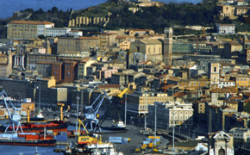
top-left (57, 103), bottom-right (64, 121)
top-left (117, 88), bottom-right (130, 98)
top-left (77, 119), bottom-right (101, 145)
top-left (27, 107), bottom-right (30, 123)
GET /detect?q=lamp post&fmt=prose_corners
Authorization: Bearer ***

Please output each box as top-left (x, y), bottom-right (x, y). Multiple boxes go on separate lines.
top-left (172, 109), bottom-right (175, 154)
top-left (144, 92), bottom-right (147, 130)
top-left (76, 94), bottom-right (80, 132)
top-left (36, 81), bottom-right (41, 111)
top-left (124, 94), bottom-right (127, 126)
top-left (154, 102), bottom-right (157, 145)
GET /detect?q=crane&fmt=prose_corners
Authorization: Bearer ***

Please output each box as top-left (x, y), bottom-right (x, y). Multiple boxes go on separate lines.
top-left (0, 90), bottom-right (23, 133)
top-left (77, 119), bottom-right (99, 145)
top-left (83, 91), bottom-right (112, 132)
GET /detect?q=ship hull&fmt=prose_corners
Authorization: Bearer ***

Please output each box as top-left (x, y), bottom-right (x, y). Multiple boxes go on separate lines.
top-left (0, 121), bottom-right (68, 133)
top-left (0, 139), bottom-right (56, 146)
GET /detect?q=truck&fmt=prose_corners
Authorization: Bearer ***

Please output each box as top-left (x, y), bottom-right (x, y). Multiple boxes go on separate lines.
top-left (108, 137), bottom-right (131, 144)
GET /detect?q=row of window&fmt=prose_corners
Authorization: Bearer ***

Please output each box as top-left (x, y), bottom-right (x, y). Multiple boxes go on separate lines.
top-left (11, 24), bottom-right (36, 28)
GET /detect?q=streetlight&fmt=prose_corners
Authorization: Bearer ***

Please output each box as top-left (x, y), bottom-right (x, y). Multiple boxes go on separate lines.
top-left (76, 94), bottom-right (80, 132)
top-left (124, 94), bottom-right (127, 126)
top-left (144, 92), bottom-right (147, 130)
top-left (154, 102), bottom-right (157, 145)
top-left (172, 109), bottom-right (175, 154)
top-left (36, 81), bottom-right (41, 111)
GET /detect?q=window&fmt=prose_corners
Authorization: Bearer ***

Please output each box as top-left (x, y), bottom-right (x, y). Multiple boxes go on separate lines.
top-left (214, 67), bottom-right (217, 72)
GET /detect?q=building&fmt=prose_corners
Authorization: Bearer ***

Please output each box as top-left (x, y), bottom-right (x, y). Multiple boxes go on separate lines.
top-left (229, 128), bottom-right (250, 148)
top-left (163, 27), bottom-right (173, 65)
top-left (126, 92), bottom-right (169, 117)
top-left (209, 63), bottom-right (220, 86)
top-left (216, 23), bottom-right (235, 34)
top-left (77, 60), bottom-right (96, 79)
top-left (0, 78), bottom-right (33, 100)
top-left (97, 67), bottom-right (119, 80)
top-left (148, 101), bottom-right (193, 130)
top-left (218, 4), bottom-right (236, 19)
top-left (127, 29), bottom-right (154, 37)
top-left (51, 62), bottom-right (62, 83)
top-left (208, 131), bottom-right (234, 155)
top-left (130, 39), bottom-right (163, 62)
top-left (69, 16), bottom-right (109, 27)
top-left (236, 74), bottom-right (250, 87)
top-left (7, 20), bottom-right (54, 39)
top-left (26, 53), bottom-right (57, 70)
top-left (98, 33), bottom-right (117, 49)
top-left (0, 49), bottom-right (12, 78)
top-left (63, 61), bottom-right (78, 83)
top-left (45, 27), bottom-right (71, 37)
top-left (246, 48), bottom-right (250, 63)
top-left (57, 37), bottom-right (100, 55)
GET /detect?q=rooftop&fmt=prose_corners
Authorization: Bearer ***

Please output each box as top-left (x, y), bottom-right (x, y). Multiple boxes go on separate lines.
top-left (9, 20), bottom-right (54, 25)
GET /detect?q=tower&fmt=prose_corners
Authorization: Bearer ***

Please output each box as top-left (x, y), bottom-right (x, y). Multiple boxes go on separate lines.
top-left (209, 63), bottom-right (220, 86)
top-left (163, 27), bottom-right (173, 65)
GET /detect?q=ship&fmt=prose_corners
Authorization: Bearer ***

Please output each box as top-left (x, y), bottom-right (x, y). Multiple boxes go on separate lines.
top-left (100, 120), bottom-right (127, 132)
top-left (64, 137), bottom-right (123, 155)
top-left (0, 120), bottom-right (68, 134)
top-left (0, 133), bottom-right (56, 146)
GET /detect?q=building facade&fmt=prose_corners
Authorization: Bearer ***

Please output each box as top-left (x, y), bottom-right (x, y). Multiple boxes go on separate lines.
top-left (7, 20), bottom-right (54, 39)
top-left (148, 101), bottom-right (193, 130)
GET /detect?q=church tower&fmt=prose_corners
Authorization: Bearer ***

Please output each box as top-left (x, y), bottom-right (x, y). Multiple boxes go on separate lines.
top-left (209, 131), bottom-right (234, 155)
top-left (209, 62), bottom-right (220, 86)
top-left (163, 27), bottom-right (173, 66)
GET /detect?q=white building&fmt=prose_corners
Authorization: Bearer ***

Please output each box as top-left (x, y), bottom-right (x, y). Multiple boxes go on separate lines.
top-left (216, 23), bottom-right (235, 34)
top-left (45, 27), bottom-right (71, 37)
top-left (68, 30), bottom-right (83, 37)
top-left (37, 23), bottom-right (54, 36)
top-left (218, 80), bottom-right (236, 88)
top-left (148, 101), bottom-right (193, 130)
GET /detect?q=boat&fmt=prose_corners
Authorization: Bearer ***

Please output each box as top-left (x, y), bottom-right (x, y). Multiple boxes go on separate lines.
top-left (111, 120), bottom-right (126, 129)
top-left (0, 133), bottom-right (56, 146)
top-left (30, 112), bottom-right (45, 121)
top-left (0, 120), bottom-right (68, 134)
top-left (65, 136), bottom-right (123, 155)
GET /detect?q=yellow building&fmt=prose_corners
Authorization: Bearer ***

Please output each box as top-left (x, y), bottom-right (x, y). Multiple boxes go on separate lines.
top-left (130, 39), bottom-right (163, 62)
top-left (219, 4), bottom-right (236, 19)
top-left (7, 20), bottom-right (54, 39)
top-left (236, 75), bottom-right (250, 87)
top-left (235, 6), bottom-right (249, 16)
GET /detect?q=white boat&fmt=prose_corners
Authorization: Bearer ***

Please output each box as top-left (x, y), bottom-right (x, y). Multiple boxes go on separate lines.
top-left (112, 120), bottom-right (126, 129)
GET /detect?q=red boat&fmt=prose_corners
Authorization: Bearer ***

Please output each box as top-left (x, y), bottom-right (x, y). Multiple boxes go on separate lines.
top-left (0, 121), bottom-right (68, 134)
top-left (0, 133), bottom-right (56, 146)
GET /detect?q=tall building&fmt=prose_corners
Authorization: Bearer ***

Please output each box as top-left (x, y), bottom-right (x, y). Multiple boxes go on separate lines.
top-left (163, 27), bottom-right (173, 65)
top-left (209, 62), bottom-right (220, 86)
top-left (7, 20), bottom-right (54, 39)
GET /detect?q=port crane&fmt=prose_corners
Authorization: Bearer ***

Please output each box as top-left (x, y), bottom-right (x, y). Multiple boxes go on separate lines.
top-left (83, 91), bottom-right (112, 132)
top-left (0, 90), bottom-right (23, 133)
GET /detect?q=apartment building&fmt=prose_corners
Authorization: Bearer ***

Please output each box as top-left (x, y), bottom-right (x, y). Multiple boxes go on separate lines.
top-left (7, 20), bottom-right (54, 39)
